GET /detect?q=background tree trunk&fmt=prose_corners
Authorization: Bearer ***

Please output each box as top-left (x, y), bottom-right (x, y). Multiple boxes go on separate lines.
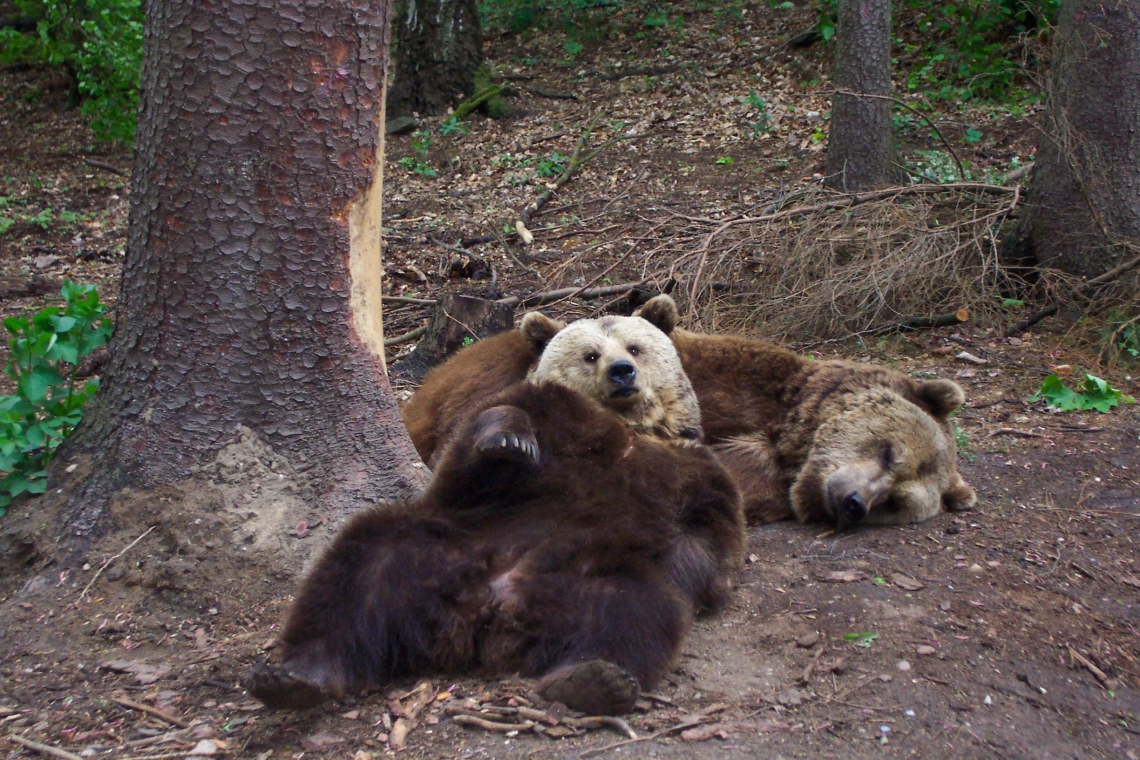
top-left (824, 0), bottom-right (900, 191)
top-left (1002, 0), bottom-right (1140, 279)
top-left (59, 0), bottom-right (428, 537)
top-left (386, 0), bottom-right (482, 119)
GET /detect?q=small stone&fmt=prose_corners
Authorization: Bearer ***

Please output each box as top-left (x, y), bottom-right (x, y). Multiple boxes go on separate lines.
top-left (106, 565), bottom-right (126, 582)
top-left (877, 674), bottom-right (893, 683)
top-left (940, 601), bottom-right (951, 611)
top-left (983, 695), bottom-right (993, 705)
top-left (896, 660), bottom-right (911, 671)
top-left (386, 116), bottom-right (419, 135)
top-left (188, 740), bottom-right (217, 756)
top-left (986, 561), bottom-right (1000, 568)
top-left (968, 563), bottom-right (984, 574)
top-left (916, 645), bottom-right (937, 656)
top-left (796, 631), bottom-right (821, 648)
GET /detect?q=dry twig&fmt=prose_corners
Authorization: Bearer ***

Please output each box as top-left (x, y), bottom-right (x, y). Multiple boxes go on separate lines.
top-left (76, 525), bottom-right (155, 605)
top-left (7, 735), bottom-right (84, 760)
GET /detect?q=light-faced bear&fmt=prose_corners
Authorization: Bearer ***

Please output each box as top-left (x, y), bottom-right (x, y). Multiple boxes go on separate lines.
top-left (402, 309), bottom-right (701, 465)
top-left (250, 325), bottom-right (743, 716)
top-left (634, 296), bottom-right (976, 528)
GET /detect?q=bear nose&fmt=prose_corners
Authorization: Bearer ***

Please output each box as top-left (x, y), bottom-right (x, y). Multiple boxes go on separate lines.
top-left (842, 492), bottom-right (867, 523)
top-left (608, 360), bottom-right (636, 385)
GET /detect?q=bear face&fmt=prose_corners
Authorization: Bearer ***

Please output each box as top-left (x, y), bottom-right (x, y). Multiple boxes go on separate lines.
top-left (525, 309), bottom-right (702, 442)
top-left (788, 389), bottom-right (975, 527)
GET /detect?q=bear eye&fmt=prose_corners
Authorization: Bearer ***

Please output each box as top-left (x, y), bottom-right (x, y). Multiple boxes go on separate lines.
top-left (628, 345), bottom-right (640, 356)
top-left (879, 443), bottom-right (894, 468)
top-left (584, 351), bottom-right (600, 364)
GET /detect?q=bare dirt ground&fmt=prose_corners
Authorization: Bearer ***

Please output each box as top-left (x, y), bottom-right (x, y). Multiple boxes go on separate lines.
top-left (2, 4), bottom-right (1139, 760)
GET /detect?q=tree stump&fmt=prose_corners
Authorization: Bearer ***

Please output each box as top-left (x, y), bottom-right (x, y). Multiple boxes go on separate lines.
top-left (391, 294), bottom-right (515, 383)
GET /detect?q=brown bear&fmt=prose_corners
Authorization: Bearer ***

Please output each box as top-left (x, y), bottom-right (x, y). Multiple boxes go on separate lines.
top-left (634, 296), bottom-right (976, 527)
top-left (249, 381), bottom-right (743, 715)
top-left (403, 309), bottom-right (703, 465)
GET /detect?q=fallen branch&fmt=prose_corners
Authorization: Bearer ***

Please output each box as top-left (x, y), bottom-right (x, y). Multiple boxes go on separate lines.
top-left (110, 695), bottom-right (190, 728)
top-left (384, 325), bottom-right (428, 347)
top-left (8, 735), bottom-right (84, 760)
top-left (382, 295), bottom-right (436, 306)
top-left (452, 714), bottom-right (535, 733)
top-left (1068, 646), bottom-right (1112, 687)
top-left (451, 85), bottom-right (505, 122)
top-left (519, 86), bottom-right (579, 101)
top-left (1005, 251), bottom-right (1140, 337)
top-left (76, 525), bottom-right (155, 605)
top-left (588, 64), bottom-right (686, 81)
top-left (498, 280), bottom-right (647, 308)
top-left (83, 158), bottom-right (125, 176)
top-left (986, 428), bottom-right (1051, 440)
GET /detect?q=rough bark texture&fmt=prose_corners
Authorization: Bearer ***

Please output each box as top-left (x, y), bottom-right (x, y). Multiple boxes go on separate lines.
top-left (824, 0), bottom-right (899, 191)
top-left (386, 0), bottom-right (482, 119)
top-left (1003, 0), bottom-right (1140, 279)
top-left (60, 0), bottom-right (428, 536)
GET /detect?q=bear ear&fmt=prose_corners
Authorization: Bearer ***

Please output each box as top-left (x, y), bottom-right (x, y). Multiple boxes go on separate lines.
top-left (520, 312), bottom-right (565, 353)
top-left (914, 379), bottom-right (965, 418)
top-left (634, 295), bottom-right (678, 335)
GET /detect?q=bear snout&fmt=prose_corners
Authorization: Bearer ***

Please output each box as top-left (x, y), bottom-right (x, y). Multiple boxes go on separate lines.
top-left (841, 492), bottom-right (867, 524)
top-left (608, 360), bottom-right (638, 396)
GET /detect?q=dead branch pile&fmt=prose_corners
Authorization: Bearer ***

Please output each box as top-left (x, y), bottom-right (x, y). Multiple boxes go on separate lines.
top-left (629, 183), bottom-right (1075, 341)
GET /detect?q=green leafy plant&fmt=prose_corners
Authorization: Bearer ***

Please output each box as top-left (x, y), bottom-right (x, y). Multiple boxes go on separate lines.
top-left (0, 0), bottom-right (143, 142)
top-left (399, 130), bottom-right (438, 177)
top-left (563, 40), bottom-right (584, 57)
top-left (439, 116), bottom-right (470, 136)
top-left (963, 126), bottom-right (983, 144)
top-left (715, 156), bottom-right (735, 165)
top-left (1029, 373), bottom-right (1135, 414)
top-left (953, 421), bottom-right (975, 462)
top-left (536, 152), bottom-right (568, 178)
top-left (844, 632), bottom-right (879, 648)
top-left (0, 281), bottom-right (112, 515)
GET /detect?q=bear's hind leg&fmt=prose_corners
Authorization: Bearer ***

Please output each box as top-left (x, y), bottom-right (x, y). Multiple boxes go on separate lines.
top-left (486, 568), bottom-right (690, 714)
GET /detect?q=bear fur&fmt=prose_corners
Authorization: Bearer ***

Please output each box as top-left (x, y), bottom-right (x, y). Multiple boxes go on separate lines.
top-left (402, 314), bottom-right (565, 467)
top-left (249, 382), bottom-right (744, 714)
top-left (635, 296), bottom-right (976, 527)
top-left (402, 309), bottom-right (702, 465)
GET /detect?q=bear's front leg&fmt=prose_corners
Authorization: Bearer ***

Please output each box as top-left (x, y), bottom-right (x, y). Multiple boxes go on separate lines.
top-left (426, 405), bottom-right (542, 508)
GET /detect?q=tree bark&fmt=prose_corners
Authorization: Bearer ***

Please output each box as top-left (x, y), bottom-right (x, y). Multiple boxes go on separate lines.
top-left (1002, 0), bottom-right (1140, 279)
top-left (386, 0), bottom-right (482, 119)
top-left (59, 0), bottom-right (428, 536)
top-left (824, 0), bottom-right (900, 191)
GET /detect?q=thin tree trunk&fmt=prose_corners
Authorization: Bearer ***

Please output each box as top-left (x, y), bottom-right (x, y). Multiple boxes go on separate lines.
top-left (387, 0), bottom-right (482, 119)
top-left (58, 0), bottom-right (428, 537)
top-left (1003, 0), bottom-right (1140, 279)
top-left (824, 0), bottom-right (900, 191)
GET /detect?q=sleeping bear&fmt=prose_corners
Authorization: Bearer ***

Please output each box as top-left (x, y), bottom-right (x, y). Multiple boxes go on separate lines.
top-left (249, 315), bottom-right (743, 715)
top-left (400, 295), bottom-right (975, 528)
top-left (634, 296), bottom-right (976, 527)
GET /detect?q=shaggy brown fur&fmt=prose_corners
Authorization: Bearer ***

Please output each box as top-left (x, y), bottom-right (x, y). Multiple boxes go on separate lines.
top-left (250, 383), bottom-right (743, 714)
top-left (402, 314), bottom-right (564, 466)
top-left (635, 296), bottom-right (976, 527)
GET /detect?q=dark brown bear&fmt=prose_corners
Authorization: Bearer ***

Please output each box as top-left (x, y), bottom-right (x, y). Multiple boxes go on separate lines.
top-left (402, 315), bottom-right (564, 466)
top-left (249, 382), bottom-right (743, 715)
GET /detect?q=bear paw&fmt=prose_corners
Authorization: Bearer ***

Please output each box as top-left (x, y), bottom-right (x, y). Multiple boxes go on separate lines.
top-left (538, 660), bottom-right (641, 716)
top-left (246, 663), bottom-right (329, 710)
top-left (471, 406), bottom-right (540, 465)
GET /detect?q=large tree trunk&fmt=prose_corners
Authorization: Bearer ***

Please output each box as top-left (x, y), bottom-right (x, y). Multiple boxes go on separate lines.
top-left (1002, 0), bottom-right (1140, 279)
top-left (824, 0), bottom-right (900, 191)
top-left (59, 0), bottom-right (428, 537)
top-left (386, 0), bottom-right (482, 119)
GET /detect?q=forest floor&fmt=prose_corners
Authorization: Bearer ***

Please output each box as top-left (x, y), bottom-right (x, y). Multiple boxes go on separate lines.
top-left (1, 3), bottom-right (1140, 760)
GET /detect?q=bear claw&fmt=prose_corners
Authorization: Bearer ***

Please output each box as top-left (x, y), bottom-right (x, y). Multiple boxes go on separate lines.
top-left (471, 407), bottom-right (540, 465)
top-left (538, 660), bottom-right (641, 716)
top-left (247, 664), bottom-right (329, 710)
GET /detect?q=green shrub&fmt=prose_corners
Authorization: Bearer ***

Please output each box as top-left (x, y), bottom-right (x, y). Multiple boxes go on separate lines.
top-left (0, 281), bottom-right (112, 515)
top-left (0, 0), bottom-right (143, 143)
